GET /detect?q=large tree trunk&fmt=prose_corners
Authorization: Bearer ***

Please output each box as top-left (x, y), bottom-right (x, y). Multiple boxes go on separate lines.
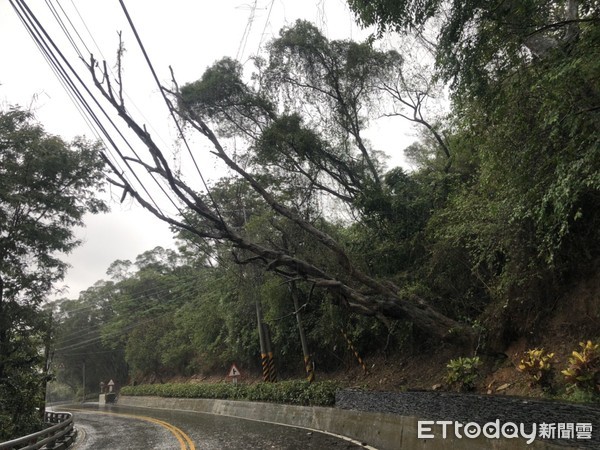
top-left (326, 278), bottom-right (469, 341)
top-left (380, 295), bottom-right (465, 340)
top-left (87, 54), bottom-right (473, 345)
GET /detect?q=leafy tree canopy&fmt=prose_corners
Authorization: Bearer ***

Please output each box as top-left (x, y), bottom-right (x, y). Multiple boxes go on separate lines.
top-left (85, 7), bottom-right (599, 351)
top-left (348, 0), bottom-right (600, 94)
top-left (0, 106), bottom-right (107, 440)
top-left (0, 108), bottom-right (107, 303)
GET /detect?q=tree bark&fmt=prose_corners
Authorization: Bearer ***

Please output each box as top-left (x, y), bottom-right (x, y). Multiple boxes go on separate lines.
top-left (87, 58), bottom-right (473, 344)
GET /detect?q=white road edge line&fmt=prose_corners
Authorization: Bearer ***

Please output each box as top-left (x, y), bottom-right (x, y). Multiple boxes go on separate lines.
top-left (122, 404), bottom-right (378, 450)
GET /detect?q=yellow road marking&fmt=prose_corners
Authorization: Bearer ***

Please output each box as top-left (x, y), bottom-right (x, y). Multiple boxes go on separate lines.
top-left (144, 416), bottom-right (196, 450)
top-left (68, 408), bottom-right (195, 450)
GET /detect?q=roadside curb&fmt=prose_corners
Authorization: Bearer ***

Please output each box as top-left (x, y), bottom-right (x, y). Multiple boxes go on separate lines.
top-left (117, 396), bottom-right (565, 449)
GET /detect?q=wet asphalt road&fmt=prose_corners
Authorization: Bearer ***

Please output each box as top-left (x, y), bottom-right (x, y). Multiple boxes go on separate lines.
top-left (56, 403), bottom-right (366, 450)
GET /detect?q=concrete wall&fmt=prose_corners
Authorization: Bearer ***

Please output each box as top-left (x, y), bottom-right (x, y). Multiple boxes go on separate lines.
top-left (118, 395), bottom-right (566, 449)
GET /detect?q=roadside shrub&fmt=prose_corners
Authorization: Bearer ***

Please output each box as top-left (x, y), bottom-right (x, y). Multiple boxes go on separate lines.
top-left (518, 348), bottom-right (555, 385)
top-left (445, 356), bottom-right (481, 392)
top-left (562, 386), bottom-right (599, 404)
top-left (120, 380), bottom-right (339, 406)
top-left (562, 340), bottom-right (600, 393)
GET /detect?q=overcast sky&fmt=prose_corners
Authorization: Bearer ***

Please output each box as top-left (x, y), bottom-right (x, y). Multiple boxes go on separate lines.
top-left (0, 0), bottom-right (413, 298)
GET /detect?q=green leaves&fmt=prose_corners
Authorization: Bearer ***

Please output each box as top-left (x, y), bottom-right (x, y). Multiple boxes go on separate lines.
top-left (562, 341), bottom-right (600, 392)
top-left (0, 106), bottom-right (106, 440)
top-left (256, 114), bottom-right (323, 164)
top-left (348, 0), bottom-right (599, 97)
top-left (420, 20), bottom-right (600, 325)
top-left (0, 107), bottom-right (107, 302)
top-left (120, 380), bottom-right (340, 406)
top-left (347, 0), bottom-right (441, 33)
top-left (179, 57), bottom-right (274, 137)
top-left (445, 356), bottom-right (481, 392)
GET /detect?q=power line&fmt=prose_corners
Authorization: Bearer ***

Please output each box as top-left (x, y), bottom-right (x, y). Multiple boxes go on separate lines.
top-left (16, 0), bottom-right (235, 244)
top-left (11, 0), bottom-right (251, 343)
top-left (316, 0), bottom-right (328, 37)
top-left (52, 271), bottom-right (227, 354)
top-left (44, 0), bottom-right (83, 59)
top-left (57, 0), bottom-right (227, 271)
top-left (57, 0), bottom-right (174, 153)
top-left (118, 0), bottom-right (226, 225)
top-left (38, 0), bottom-right (131, 181)
top-left (52, 270), bottom-right (213, 341)
top-left (256, 0), bottom-right (275, 54)
top-left (57, 349), bottom-right (120, 357)
top-left (54, 308), bottom-right (175, 353)
top-left (10, 0), bottom-right (166, 216)
top-left (236, 0), bottom-right (258, 61)
top-left (12, 0), bottom-right (197, 225)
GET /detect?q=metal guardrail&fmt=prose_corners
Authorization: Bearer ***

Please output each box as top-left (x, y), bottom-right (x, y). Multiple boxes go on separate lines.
top-left (0, 411), bottom-right (75, 450)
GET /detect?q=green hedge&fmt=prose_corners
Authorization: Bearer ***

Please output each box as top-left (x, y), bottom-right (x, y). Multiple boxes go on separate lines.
top-left (120, 380), bottom-right (340, 406)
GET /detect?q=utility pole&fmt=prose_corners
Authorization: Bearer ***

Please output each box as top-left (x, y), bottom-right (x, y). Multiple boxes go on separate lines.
top-left (255, 298), bottom-right (269, 382)
top-left (82, 358), bottom-right (86, 403)
top-left (252, 266), bottom-right (276, 383)
top-left (290, 282), bottom-right (314, 382)
top-left (262, 322), bottom-right (277, 382)
top-left (0, 276), bottom-right (5, 382)
top-left (40, 311), bottom-right (53, 420)
top-left (255, 297), bottom-right (277, 382)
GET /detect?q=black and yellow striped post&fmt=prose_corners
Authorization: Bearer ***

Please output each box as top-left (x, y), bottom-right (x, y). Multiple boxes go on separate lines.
top-left (266, 351), bottom-right (277, 382)
top-left (341, 328), bottom-right (368, 374)
top-left (304, 355), bottom-right (315, 383)
top-left (256, 299), bottom-right (271, 382)
top-left (260, 352), bottom-right (269, 382)
top-left (263, 324), bottom-right (277, 382)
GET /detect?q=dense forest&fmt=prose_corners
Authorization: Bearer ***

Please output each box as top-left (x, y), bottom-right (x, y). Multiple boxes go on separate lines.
top-left (1, 0), bottom-right (599, 440)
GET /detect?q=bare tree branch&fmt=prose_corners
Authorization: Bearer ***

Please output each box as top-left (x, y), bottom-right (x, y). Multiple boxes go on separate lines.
top-left (83, 37), bottom-right (472, 341)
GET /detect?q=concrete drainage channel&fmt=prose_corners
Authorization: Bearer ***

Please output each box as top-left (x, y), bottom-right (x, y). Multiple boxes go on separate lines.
top-left (117, 394), bottom-right (573, 449)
